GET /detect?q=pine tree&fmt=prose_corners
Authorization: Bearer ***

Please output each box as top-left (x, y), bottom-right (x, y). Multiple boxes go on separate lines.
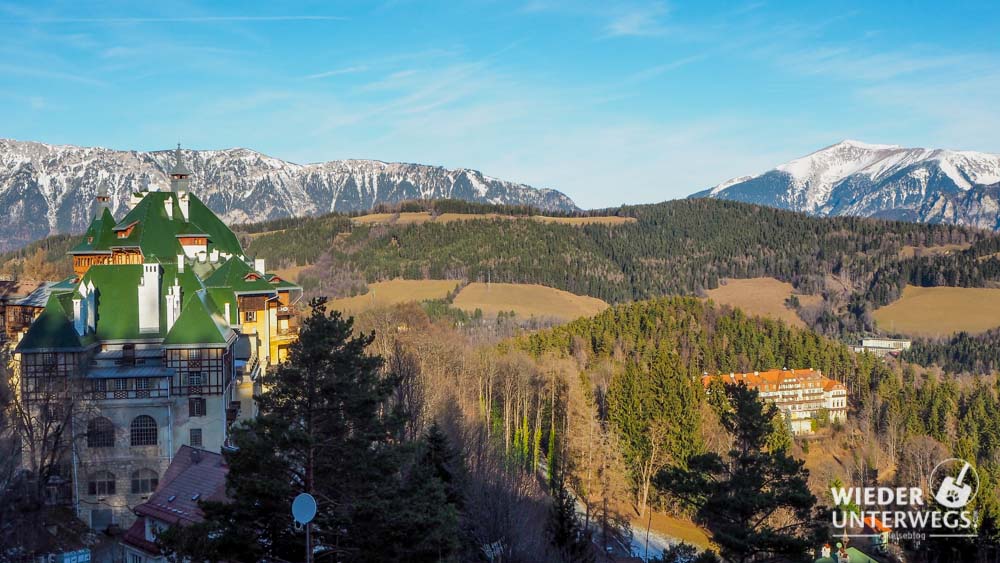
top-left (654, 384), bottom-right (826, 563)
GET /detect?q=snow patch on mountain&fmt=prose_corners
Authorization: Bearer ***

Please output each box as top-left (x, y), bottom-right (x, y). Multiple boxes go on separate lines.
top-left (695, 140), bottom-right (1000, 230)
top-left (0, 139), bottom-right (577, 251)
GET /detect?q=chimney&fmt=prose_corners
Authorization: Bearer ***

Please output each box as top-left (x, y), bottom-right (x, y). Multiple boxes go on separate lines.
top-left (254, 258), bottom-right (265, 274)
top-left (178, 192), bottom-right (190, 221)
top-left (165, 279), bottom-right (182, 332)
top-left (164, 198), bottom-right (173, 220)
top-left (86, 281), bottom-right (96, 333)
top-left (137, 263), bottom-right (161, 333)
top-left (177, 254), bottom-right (185, 274)
top-left (73, 296), bottom-right (84, 336)
top-left (224, 302), bottom-right (231, 324)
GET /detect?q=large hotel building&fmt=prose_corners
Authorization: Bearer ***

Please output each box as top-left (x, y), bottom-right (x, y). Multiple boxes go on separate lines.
top-left (9, 147), bottom-right (301, 531)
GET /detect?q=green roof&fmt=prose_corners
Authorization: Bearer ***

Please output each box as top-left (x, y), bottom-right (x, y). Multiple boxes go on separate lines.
top-left (70, 208), bottom-right (117, 254)
top-left (203, 257), bottom-right (275, 294)
top-left (77, 262), bottom-right (207, 341)
top-left (162, 291), bottom-right (233, 347)
top-left (18, 190), bottom-right (300, 350)
top-left (266, 273), bottom-right (301, 290)
top-left (101, 191), bottom-right (244, 261)
top-left (15, 295), bottom-right (91, 352)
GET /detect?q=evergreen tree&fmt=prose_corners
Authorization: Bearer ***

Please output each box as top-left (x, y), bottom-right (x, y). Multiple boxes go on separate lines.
top-left (654, 384), bottom-right (826, 563)
top-left (547, 470), bottom-right (595, 562)
top-left (160, 298), bottom-right (457, 562)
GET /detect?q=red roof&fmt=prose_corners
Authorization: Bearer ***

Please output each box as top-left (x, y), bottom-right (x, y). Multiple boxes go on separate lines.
top-left (122, 517), bottom-right (160, 555)
top-left (863, 515), bottom-right (892, 533)
top-left (134, 446), bottom-right (228, 526)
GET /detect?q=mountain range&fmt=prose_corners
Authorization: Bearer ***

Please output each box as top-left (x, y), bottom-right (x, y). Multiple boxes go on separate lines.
top-left (693, 140), bottom-right (1000, 230)
top-left (0, 139), bottom-right (577, 252)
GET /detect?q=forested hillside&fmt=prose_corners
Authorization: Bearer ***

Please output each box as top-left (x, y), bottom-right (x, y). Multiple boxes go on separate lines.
top-left (7, 198), bottom-right (1000, 340)
top-left (501, 296), bottom-right (1000, 558)
top-left (244, 199), bottom-right (1000, 338)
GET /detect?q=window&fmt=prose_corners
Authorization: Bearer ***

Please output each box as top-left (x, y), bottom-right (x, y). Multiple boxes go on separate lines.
top-left (131, 469), bottom-right (159, 494)
top-left (130, 415), bottom-right (157, 446)
top-left (128, 554), bottom-right (143, 563)
top-left (87, 417), bottom-right (115, 448)
top-left (115, 378), bottom-right (128, 391)
top-left (190, 428), bottom-right (203, 448)
top-left (244, 310), bottom-right (256, 322)
top-left (187, 372), bottom-right (203, 386)
top-left (189, 398), bottom-right (206, 417)
top-left (87, 471), bottom-right (116, 496)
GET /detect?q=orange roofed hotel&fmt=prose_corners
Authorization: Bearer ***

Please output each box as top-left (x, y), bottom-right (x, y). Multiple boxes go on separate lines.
top-left (701, 368), bottom-right (847, 435)
top-left (11, 146), bottom-right (301, 531)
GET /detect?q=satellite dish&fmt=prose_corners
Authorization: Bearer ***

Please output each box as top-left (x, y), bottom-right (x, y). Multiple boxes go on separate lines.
top-left (292, 493), bottom-right (317, 525)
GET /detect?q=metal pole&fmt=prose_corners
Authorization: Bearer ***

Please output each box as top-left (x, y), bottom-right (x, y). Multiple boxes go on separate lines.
top-left (306, 521), bottom-right (312, 563)
top-left (644, 506), bottom-right (651, 560)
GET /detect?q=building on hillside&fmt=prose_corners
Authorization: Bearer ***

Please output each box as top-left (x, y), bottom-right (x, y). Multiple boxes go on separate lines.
top-left (1, 279), bottom-right (58, 342)
top-left (122, 446), bottom-right (227, 563)
top-left (701, 368), bottom-right (848, 435)
top-left (852, 337), bottom-right (911, 357)
top-left (12, 145), bottom-right (301, 531)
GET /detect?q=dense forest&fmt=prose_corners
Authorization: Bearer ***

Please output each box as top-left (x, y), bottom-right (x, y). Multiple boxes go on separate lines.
top-left (238, 199), bottom-right (1000, 338)
top-left (503, 296), bottom-right (1000, 560)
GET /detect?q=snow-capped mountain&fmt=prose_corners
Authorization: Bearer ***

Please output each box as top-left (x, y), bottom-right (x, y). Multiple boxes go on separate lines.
top-left (0, 139), bottom-right (577, 251)
top-left (692, 140), bottom-right (1000, 229)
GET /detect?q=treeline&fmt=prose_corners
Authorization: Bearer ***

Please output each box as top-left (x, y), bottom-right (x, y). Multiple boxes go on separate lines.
top-left (901, 329), bottom-right (1000, 374)
top-left (361, 198), bottom-right (622, 217)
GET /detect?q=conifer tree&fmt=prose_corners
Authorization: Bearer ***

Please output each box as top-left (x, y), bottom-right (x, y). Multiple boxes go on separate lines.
top-left (655, 384), bottom-right (826, 563)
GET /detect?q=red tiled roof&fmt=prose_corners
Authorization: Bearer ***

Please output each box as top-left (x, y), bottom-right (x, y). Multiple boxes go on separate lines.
top-left (134, 445), bottom-right (228, 526)
top-left (701, 368), bottom-right (844, 393)
top-left (122, 517), bottom-right (160, 555)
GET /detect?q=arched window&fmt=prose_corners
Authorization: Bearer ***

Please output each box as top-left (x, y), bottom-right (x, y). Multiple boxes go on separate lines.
top-left (130, 415), bottom-right (157, 446)
top-left (87, 417), bottom-right (115, 448)
top-left (87, 471), bottom-right (116, 495)
top-left (131, 468), bottom-right (159, 494)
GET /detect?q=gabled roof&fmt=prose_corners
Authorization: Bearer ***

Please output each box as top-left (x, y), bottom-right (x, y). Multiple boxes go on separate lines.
top-left (15, 294), bottom-right (91, 352)
top-left (77, 262), bottom-right (206, 341)
top-left (105, 191), bottom-right (244, 260)
top-left (162, 290), bottom-right (234, 347)
top-left (12, 281), bottom-right (59, 308)
top-left (134, 446), bottom-right (228, 526)
top-left (69, 208), bottom-right (117, 254)
top-left (202, 257), bottom-right (275, 294)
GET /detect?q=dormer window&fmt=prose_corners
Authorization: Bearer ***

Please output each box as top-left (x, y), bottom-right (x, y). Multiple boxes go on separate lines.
top-left (244, 273), bottom-right (261, 281)
top-left (87, 236), bottom-right (94, 244)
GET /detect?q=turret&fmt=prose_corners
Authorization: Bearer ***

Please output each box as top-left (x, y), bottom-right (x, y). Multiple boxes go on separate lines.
top-left (169, 143), bottom-right (192, 193)
top-left (95, 182), bottom-right (111, 216)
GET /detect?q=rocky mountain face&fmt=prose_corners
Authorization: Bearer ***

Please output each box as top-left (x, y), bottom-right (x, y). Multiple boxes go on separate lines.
top-left (692, 140), bottom-right (1000, 230)
top-left (0, 139), bottom-right (577, 251)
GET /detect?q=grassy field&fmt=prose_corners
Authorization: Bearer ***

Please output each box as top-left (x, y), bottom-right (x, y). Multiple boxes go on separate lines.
top-left (452, 282), bottom-right (608, 321)
top-left (898, 243), bottom-right (971, 259)
top-left (873, 285), bottom-right (1000, 337)
top-left (328, 279), bottom-right (461, 313)
top-left (351, 212), bottom-right (636, 227)
top-left (326, 279), bottom-right (608, 322)
top-left (704, 278), bottom-right (821, 328)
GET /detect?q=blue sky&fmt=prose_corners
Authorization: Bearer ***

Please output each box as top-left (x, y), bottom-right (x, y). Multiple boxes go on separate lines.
top-left (1, 1), bottom-right (998, 208)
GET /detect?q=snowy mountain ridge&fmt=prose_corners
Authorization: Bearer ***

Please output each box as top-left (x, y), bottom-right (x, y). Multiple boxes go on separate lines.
top-left (0, 139), bottom-right (577, 252)
top-left (695, 140), bottom-right (1000, 230)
